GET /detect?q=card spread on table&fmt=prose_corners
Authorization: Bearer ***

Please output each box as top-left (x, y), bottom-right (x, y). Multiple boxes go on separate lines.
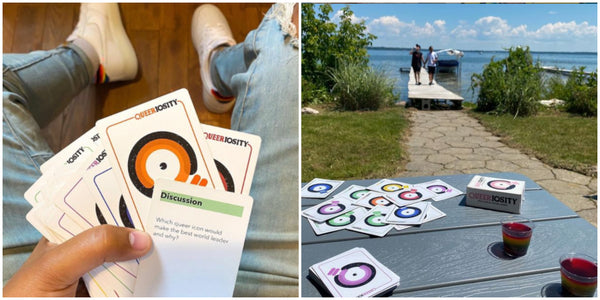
top-left (301, 178), bottom-right (345, 199)
top-left (96, 88), bottom-right (222, 230)
top-left (366, 178), bottom-right (411, 194)
top-left (308, 207), bottom-right (368, 235)
top-left (387, 185), bottom-right (436, 207)
top-left (353, 191), bottom-right (396, 209)
top-left (302, 197), bottom-right (356, 223)
top-left (335, 184), bottom-right (371, 201)
top-left (309, 247), bottom-right (400, 297)
top-left (417, 179), bottom-right (463, 201)
top-left (201, 124), bottom-right (261, 195)
top-left (133, 179), bottom-right (252, 297)
top-left (385, 202), bottom-right (430, 225)
top-left (348, 206), bottom-right (395, 237)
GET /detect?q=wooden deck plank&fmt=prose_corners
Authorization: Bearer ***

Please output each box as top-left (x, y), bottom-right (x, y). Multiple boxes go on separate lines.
top-left (408, 67), bottom-right (463, 101)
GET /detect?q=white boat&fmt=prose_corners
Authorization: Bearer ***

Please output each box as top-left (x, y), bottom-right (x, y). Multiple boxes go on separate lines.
top-left (435, 49), bottom-right (464, 73)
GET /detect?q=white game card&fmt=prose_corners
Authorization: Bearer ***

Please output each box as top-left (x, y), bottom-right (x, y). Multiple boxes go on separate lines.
top-left (421, 204), bottom-right (446, 223)
top-left (301, 197), bottom-right (356, 223)
top-left (301, 178), bottom-right (344, 199)
top-left (385, 202), bottom-right (430, 225)
top-left (134, 179), bottom-right (253, 297)
top-left (96, 88), bottom-right (222, 230)
top-left (367, 178), bottom-right (411, 194)
top-left (308, 207), bottom-right (368, 235)
top-left (310, 247), bottom-right (400, 297)
top-left (40, 128), bottom-right (102, 174)
top-left (83, 156), bottom-right (136, 228)
top-left (387, 185), bottom-right (436, 207)
top-left (417, 179), bottom-right (463, 201)
top-left (202, 124), bottom-right (261, 195)
top-left (348, 206), bottom-right (395, 237)
top-left (334, 184), bottom-right (371, 202)
top-left (353, 191), bottom-right (396, 209)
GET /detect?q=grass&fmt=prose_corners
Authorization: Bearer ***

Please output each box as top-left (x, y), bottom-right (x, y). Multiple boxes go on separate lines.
top-left (468, 108), bottom-right (597, 176)
top-left (302, 106), bottom-right (410, 182)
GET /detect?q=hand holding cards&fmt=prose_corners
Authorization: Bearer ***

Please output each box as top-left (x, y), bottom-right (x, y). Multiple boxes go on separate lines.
top-left (23, 89), bottom-right (260, 297)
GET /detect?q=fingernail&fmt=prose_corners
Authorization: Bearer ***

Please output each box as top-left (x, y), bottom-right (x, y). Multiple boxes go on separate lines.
top-left (129, 230), bottom-right (151, 251)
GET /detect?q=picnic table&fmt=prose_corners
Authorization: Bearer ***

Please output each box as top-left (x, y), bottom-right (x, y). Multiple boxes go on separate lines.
top-left (301, 172), bottom-right (597, 297)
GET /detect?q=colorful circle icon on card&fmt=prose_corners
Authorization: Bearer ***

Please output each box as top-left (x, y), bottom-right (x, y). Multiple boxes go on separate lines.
top-left (368, 196), bottom-right (393, 207)
top-left (317, 201), bottom-right (346, 215)
top-left (488, 180), bottom-right (516, 190)
top-left (394, 206), bottom-right (422, 218)
top-left (327, 213), bottom-right (356, 227)
top-left (333, 262), bottom-right (377, 288)
top-left (381, 183), bottom-right (406, 192)
top-left (427, 184), bottom-right (449, 194)
top-left (128, 131), bottom-right (198, 197)
top-left (398, 190), bottom-right (422, 201)
top-left (308, 183), bottom-right (333, 194)
top-left (350, 189), bottom-right (370, 200)
top-left (214, 159), bottom-right (235, 192)
top-left (365, 212), bottom-right (387, 227)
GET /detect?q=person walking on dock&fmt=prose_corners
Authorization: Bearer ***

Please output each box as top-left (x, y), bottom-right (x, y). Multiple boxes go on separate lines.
top-left (409, 44), bottom-right (424, 85)
top-left (425, 46), bottom-right (438, 85)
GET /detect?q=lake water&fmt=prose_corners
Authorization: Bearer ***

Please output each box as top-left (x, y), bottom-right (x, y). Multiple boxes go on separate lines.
top-left (368, 48), bottom-right (598, 103)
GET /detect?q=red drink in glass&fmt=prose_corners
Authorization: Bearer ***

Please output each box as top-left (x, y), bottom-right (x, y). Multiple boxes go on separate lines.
top-left (501, 217), bottom-right (533, 257)
top-left (560, 253), bottom-right (597, 297)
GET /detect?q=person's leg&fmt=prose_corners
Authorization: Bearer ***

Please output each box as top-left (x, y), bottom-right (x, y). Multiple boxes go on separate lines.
top-left (3, 3), bottom-right (137, 285)
top-left (193, 3), bottom-right (298, 296)
top-left (2, 42), bottom-right (95, 285)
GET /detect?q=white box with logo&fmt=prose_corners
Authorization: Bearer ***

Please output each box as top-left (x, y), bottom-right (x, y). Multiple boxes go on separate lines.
top-left (466, 175), bottom-right (525, 213)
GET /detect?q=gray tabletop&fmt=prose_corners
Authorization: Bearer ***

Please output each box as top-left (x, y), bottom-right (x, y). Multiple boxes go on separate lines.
top-left (301, 172), bottom-right (597, 297)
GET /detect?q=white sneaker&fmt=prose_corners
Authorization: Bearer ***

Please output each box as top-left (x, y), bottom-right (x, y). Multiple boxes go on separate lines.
top-left (191, 4), bottom-right (237, 113)
top-left (67, 3), bottom-right (137, 83)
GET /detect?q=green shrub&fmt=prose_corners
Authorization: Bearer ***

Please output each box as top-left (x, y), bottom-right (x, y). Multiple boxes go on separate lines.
top-left (471, 46), bottom-right (542, 117)
top-left (329, 63), bottom-right (398, 111)
top-left (543, 68), bottom-right (597, 117)
top-left (302, 78), bottom-right (333, 106)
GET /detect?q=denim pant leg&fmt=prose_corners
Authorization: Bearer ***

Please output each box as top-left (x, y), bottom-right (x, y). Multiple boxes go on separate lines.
top-left (3, 44), bottom-right (93, 285)
top-left (212, 5), bottom-right (299, 297)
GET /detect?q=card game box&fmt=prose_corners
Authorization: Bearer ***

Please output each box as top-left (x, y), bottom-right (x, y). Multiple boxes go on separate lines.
top-left (465, 175), bottom-right (525, 213)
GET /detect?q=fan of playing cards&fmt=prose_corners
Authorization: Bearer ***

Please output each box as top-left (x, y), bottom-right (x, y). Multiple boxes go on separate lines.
top-left (24, 88), bottom-right (260, 297)
top-left (309, 247), bottom-right (400, 297)
top-left (302, 178), bottom-right (464, 237)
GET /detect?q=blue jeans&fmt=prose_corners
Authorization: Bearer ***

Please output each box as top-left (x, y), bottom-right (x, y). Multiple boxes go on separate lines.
top-left (2, 4), bottom-right (298, 297)
top-left (213, 5), bottom-right (299, 296)
top-left (3, 44), bottom-right (94, 285)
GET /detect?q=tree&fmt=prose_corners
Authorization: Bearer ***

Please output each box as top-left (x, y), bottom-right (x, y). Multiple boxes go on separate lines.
top-left (301, 4), bottom-right (376, 92)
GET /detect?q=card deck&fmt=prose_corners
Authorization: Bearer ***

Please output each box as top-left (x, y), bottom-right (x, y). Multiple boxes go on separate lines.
top-left (301, 178), bottom-right (344, 199)
top-left (308, 207), bottom-right (368, 235)
top-left (302, 197), bottom-right (356, 223)
top-left (309, 247), bottom-right (400, 297)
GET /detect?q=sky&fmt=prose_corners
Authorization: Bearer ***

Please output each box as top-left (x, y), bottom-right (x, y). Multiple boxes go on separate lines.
top-left (327, 3), bottom-right (597, 52)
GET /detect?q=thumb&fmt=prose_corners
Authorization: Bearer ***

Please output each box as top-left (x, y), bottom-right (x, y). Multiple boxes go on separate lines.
top-left (41, 225), bottom-right (152, 285)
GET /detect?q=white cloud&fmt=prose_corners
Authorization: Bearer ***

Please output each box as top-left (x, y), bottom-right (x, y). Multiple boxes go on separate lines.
top-left (332, 9), bottom-right (369, 24)
top-left (367, 16), bottom-right (446, 38)
top-left (434, 19), bottom-right (446, 31)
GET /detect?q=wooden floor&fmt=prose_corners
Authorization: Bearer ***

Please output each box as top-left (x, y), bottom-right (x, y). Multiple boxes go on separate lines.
top-left (408, 68), bottom-right (464, 101)
top-left (3, 3), bottom-right (271, 152)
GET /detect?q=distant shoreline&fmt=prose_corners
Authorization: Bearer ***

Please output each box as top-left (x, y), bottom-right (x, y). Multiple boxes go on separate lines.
top-left (367, 46), bottom-right (597, 55)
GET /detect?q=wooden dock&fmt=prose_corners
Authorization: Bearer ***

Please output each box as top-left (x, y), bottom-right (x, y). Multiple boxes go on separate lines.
top-left (408, 67), bottom-right (464, 103)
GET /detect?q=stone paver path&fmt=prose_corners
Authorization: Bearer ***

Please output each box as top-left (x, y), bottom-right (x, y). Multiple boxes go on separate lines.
top-left (399, 110), bottom-right (597, 226)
